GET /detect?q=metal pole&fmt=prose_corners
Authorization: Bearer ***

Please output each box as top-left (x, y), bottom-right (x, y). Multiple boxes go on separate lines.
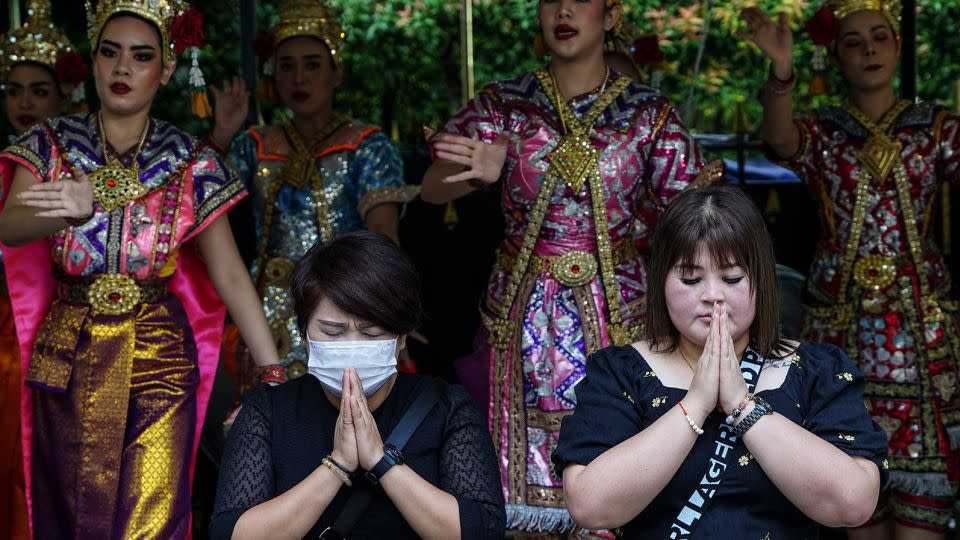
top-left (900, 0), bottom-right (916, 101)
top-left (460, 0), bottom-right (475, 102)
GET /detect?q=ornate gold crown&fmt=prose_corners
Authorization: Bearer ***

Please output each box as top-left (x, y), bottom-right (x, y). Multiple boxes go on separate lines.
top-left (1, 0), bottom-right (76, 81)
top-left (85, 0), bottom-right (190, 66)
top-left (827, 0), bottom-right (902, 34)
top-left (271, 0), bottom-right (346, 63)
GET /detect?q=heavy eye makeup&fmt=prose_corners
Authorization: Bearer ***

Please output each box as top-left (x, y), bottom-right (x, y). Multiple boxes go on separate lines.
top-left (98, 41), bottom-right (157, 63)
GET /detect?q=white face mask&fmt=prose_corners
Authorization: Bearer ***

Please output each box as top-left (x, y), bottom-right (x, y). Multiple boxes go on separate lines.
top-left (307, 337), bottom-right (398, 396)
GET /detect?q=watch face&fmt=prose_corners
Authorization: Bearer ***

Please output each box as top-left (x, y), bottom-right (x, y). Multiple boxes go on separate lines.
top-left (385, 443), bottom-right (404, 465)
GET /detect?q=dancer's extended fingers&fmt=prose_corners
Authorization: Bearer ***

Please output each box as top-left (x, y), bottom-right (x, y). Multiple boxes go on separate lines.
top-left (433, 141), bottom-right (476, 156)
top-left (432, 133), bottom-right (476, 146)
top-left (434, 151), bottom-right (473, 167)
top-left (18, 197), bottom-right (66, 209)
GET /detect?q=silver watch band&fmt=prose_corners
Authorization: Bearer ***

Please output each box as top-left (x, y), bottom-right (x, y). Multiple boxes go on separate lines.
top-left (733, 396), bottom-right (772, 437)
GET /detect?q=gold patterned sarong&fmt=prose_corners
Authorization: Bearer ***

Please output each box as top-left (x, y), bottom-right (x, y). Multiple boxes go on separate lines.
top-left (29, 295), bottom-right (199, 538)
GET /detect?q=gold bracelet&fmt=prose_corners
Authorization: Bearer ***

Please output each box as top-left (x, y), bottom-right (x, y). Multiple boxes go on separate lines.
top-left (321, 457), bottom-right (352, 486)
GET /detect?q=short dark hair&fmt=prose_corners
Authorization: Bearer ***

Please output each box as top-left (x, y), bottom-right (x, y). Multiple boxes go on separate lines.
top-left (644, 185), bottom-right (784, 357)
top-left (290, 231), bottom-right (423, 337)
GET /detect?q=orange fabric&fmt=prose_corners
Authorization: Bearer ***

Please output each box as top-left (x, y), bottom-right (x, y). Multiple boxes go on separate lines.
top-left (249, 124), bottom-right (383, 162)
top-left (0, 293), bottom-right (28, 540)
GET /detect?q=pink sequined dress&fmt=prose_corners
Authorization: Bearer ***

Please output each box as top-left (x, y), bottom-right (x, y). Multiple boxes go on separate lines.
top-left (439, 69), bottom-right (709, 534)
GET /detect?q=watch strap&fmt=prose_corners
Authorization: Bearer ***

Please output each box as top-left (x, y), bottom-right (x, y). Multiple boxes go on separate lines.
top-left (366, 446), bottom-right (400, 484)
top-left (733, 395), bottom-right (772, 437)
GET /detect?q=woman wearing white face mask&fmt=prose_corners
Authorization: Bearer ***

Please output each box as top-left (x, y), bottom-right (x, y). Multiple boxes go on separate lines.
top-left (210, 231), bottom-right (506, 540)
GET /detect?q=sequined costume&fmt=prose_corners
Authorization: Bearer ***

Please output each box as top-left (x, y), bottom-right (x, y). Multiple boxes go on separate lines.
top-left (769, 101), bottom-right (960, 531)
top-left (226, 120), bottom-right (414, 378)
top-left (0, 112), bottom-right (246, 537)
top-left (438, 68), bottom-right (712, 534)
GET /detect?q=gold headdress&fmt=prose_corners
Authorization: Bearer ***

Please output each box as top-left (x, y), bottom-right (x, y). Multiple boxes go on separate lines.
top-left (1, 0), bottom-right (89, 110)
top-left (85, 0), bottom-right (213, 117)
top-left (1, 0), bottom-right (76, 80)
top-left (86, 0), bottom-right (190, 66)
top-left (271, 0), bottom-right (346, 64)
top-left (826, 0), bottom-right (902, 34)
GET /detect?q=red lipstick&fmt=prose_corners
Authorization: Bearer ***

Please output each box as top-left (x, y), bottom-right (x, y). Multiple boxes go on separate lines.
top-left (554, 24), bottom-right (578, 41)
top-left (110, 82), bottom-right (131, 95)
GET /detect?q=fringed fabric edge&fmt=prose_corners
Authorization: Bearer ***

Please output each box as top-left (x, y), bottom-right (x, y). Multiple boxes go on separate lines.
top-left (947, 424), bottom-right (960, 451)
top-left (505, 504), bottom-right (579, 533)
top-left (886, 470), bottom-right (957, 498)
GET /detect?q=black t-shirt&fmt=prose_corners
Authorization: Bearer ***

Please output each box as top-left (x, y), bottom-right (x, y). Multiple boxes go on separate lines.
top-left (552, 343), bottom-right (888, 539)
top-left (211, 373), bottom-right (506, 539)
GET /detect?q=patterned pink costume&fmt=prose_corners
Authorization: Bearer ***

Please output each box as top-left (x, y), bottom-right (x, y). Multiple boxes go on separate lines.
top-left (439, 69), bottom-right (711, 534)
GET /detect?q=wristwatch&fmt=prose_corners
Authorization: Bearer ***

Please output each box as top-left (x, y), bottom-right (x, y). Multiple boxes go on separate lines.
top-left (365, 443), bottom-right (404, 484)
top-left (732, 395), bottom-right (773, 437)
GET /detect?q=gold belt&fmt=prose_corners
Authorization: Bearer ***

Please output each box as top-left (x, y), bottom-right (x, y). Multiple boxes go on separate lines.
top-left (852, 253), bottom-right (897, 291)
top-left (496, 238), bottom-right (637, 288)
top-left (60, 274), bottom-right (169, 315)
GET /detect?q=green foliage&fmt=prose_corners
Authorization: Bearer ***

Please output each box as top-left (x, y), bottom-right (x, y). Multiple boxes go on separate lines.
top-left (316, 0), bottom-right (960, 141)
top-left (19, 1), bottom-right (954, 145)
top-left (325, 0), bottom-right (542, 142)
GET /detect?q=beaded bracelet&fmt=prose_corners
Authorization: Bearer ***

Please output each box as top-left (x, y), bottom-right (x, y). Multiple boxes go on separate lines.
top-left (322, 457), bottom-right (353, 486)
top-left (725, 402), bottom-right (747, 425)
top-left (678, 401), bottom-right (704, 435)
top-left (256, 364), bottom-right (287, 385)
top-left (726, 392), bottom-right (758, 424)
top-left (326, 456), bottom-right (354, 477)
top-left (766, 69), bottom-right (797, 96)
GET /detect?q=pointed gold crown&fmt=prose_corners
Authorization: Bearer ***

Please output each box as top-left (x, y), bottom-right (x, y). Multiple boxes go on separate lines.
top-left (1, 0), bottom-right (76, 81)
top-left (86, 0), bottom-right (190, 65)
top-left (827, 0), bottom-right (901, 34)
top-left (271, 0), bottom-right (345, 63)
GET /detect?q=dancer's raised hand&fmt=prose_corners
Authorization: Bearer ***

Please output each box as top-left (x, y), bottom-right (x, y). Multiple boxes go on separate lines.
top-left (432, 132), bottom-right (510, 187)
top-left (18, 168), bottom-right (94, 221)
top-left (740, 8), bottom-right (794, 77)
top-left (210, 76), bottom-right (250, 151)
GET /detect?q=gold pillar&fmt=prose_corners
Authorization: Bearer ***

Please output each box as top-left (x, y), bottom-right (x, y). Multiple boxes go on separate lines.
top-left (10, 0), bottom-right (21, 28)
top-left (460, 0), bottom-right (475, 102)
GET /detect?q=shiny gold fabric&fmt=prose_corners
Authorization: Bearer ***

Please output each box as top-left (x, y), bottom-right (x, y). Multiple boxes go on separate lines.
top-left (29, 296), bottom-right (198, 538)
